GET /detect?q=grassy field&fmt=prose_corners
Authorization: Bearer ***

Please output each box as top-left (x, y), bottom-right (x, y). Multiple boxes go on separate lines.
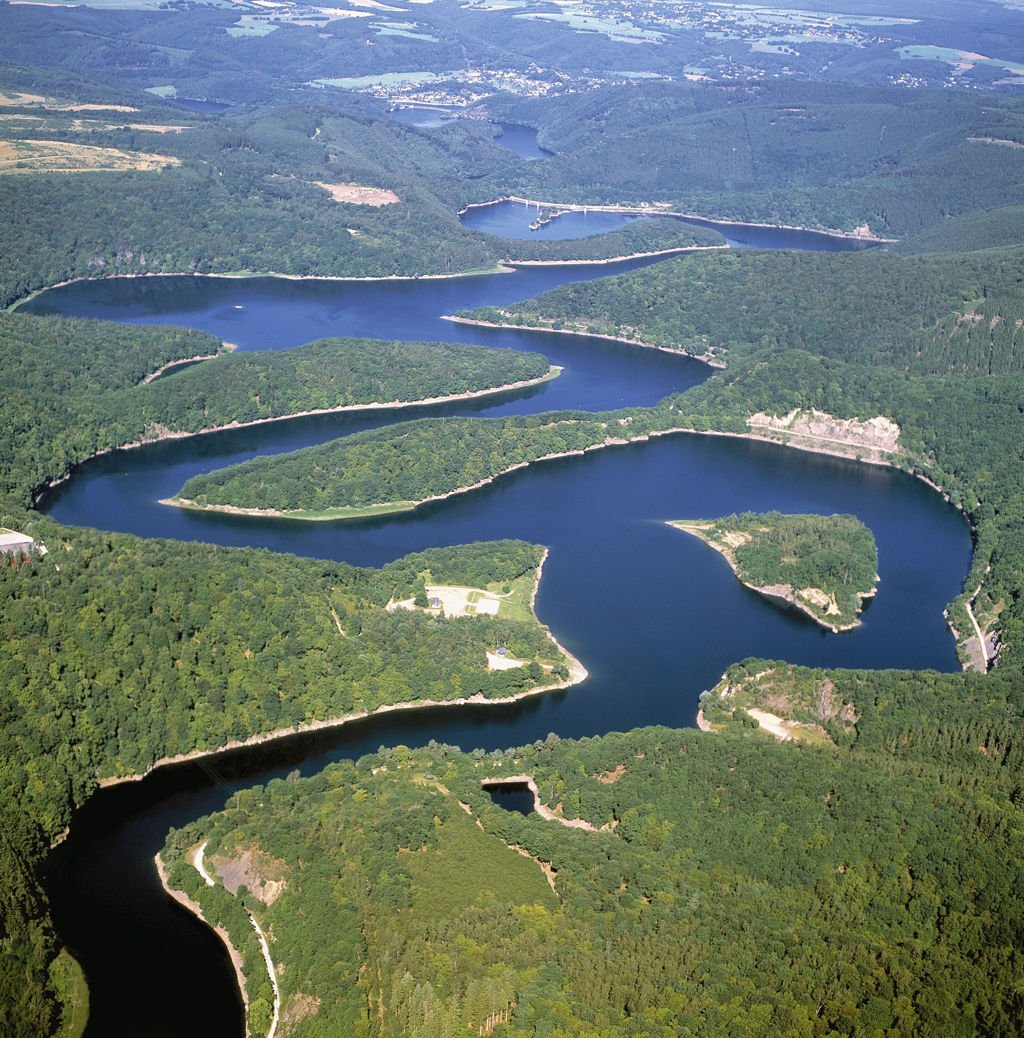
top-left (50, 950), bottom-right (89, 1038)
top-left (0, 139), bottom-right (178, 174)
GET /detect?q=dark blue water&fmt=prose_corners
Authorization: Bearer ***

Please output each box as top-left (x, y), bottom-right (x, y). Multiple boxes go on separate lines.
top-left (486, 783), bottom-right (537, 816)
top-left (171, 97), bottom-right (233, 114)
top-left (388, 105), bottom-right (459, 128)
top-left (494, 123), bottom-right (551, 160)
top-left (460, 199), bottom-right (878, 251)
top-left (386, 110), bottom-right (550, 159)
top-left (34, 242), bottom-right (966, 1037)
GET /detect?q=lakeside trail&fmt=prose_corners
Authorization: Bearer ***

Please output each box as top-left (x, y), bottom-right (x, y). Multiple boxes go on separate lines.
top-left (249, 915), bottom-right (280, 1038)
top-left (171, 840), bottom-right (282, 1038)
top-left (964, 582), bottom-right (991, 671)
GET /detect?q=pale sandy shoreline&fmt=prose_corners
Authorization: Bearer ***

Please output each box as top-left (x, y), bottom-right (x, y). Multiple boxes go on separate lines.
top-left (501, 244), bottom-right (730, 267)
top-left (98, 683), bottom-right (579, 789)
top-left (165, 419), bottom-right (917, 527)
top-left (98, 561), bottom-right (587, 790)
top-left (443, 314), bottom-right (727, 367)
top-left (163, 434), bottom-right (645, 521)
top-left (667, 520), bottom-right (876, 634)
top-left (8, 264), bottom-right (516, 310)
top-left (141, 351), bottom-right (223, 384)
top-left (154, 852), bottom-right (250, 1014)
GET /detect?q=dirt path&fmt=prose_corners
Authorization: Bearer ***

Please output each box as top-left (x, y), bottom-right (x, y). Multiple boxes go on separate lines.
top-left (250, 915), bottom-right (280, 1038)
top-left (964, 587), bottom-right (989, 672)
top-left (192, 840), bottom-right (216, 887)
top-left (190, 839), bottom-right (280, 1038)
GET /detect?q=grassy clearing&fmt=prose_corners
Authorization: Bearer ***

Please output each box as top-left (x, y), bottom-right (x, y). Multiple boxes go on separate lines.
top-left (404, 802), bottom-right (556, 925)
top-left (50, 949), bottom-right (89, 1038)
top-left (0, 138), bottom-right (179, 174)
top-left (312, 181), bottom-right (400, 206)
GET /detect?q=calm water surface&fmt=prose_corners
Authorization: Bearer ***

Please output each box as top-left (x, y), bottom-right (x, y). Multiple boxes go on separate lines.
top-left (460, 198), bottom-right (879, 250)
top-left (32, 242), bottom-right (967, 1036)
top-left (387, 110), bottom-right (551, 159)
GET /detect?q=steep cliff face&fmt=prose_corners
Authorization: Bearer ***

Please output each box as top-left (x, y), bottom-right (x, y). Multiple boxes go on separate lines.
top-left (746, 408), bottom-right (901, 462)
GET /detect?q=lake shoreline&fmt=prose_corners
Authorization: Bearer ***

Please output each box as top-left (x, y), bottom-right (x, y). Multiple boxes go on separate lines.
top-left (8, 203), bottom-right (892, 312)
top-left (33, 366), bottom-right (561, 506)
top-left (154, 852), bottom-right (249, 1016)
top-left (501, 244), bottom-right (730, 267)
top-left (668, 520), bottom-right (876, 633)
top-left (443, 314), bottom-right (726, 367)
top-left (8, 264), bottom-right (517, 311)
top-left (98, 636), bottom-right (587, 790)
top-left (163, 421), bottom-right (914, 525)
top-left (459, 195), bottom-right (899, 244)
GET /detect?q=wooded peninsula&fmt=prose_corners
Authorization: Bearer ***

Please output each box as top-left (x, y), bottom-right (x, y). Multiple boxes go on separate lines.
top-left (670, 512), bottom-right (879, 632)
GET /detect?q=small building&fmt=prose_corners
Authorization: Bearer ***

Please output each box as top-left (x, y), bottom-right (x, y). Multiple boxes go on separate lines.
top-left (429, 596), bottom-right (441, 608)
top-left (0, 530), bottom-right (34, 556)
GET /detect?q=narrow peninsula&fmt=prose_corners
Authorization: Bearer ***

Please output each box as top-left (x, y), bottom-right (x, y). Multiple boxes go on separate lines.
top-left (670, 512), bottom-right (879, 632)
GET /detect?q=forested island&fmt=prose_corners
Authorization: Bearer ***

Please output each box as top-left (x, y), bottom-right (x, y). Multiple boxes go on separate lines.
top-left (6, 3), bottom-right (1024, 1036)
top-left (670, 513), bottom-right (879, 632)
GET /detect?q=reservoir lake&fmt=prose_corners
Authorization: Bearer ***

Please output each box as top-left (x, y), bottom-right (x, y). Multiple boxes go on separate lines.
top-left (27, 231), bottom-right (970, 1036)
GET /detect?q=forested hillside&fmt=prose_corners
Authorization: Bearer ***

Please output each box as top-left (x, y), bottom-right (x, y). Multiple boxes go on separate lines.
top-left (7, 6), bottom-right (1024, 1034)
top-left (0, 313), bottom-right (551, 506)
top-left (172, 410), bottom-right (668, 517)
top-left (6, 79), bottom-right (1024, 306)
top-left (0, 528), bottom-right (569, 1035)
top-left (164, 668), bottom-right (1024, 1036)
top-left (463, 246), bottom-right (1024, 376)
top-left (483, 83), bottom-right (1024, 236)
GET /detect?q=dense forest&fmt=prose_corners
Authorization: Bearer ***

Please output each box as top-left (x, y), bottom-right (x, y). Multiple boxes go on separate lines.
top-left (6, 77), bottom-right (1024, 305)
top-left (462, 245), bottom-right (1024, 377)
top-left (0, 313), bottom-right (550, 507)
top-left (163, 660), bottom-right (1024, 1037)
top-left (0, 99), bottom-right (717, 308)
top-left (477, 83), bottom-right (1024, 236)
top-left (0, 528), bottom-right (570, 1035)
top-left (172, 410), bottom-right (671, 516)
top-left (671, 512), bottom-right (879, 630)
